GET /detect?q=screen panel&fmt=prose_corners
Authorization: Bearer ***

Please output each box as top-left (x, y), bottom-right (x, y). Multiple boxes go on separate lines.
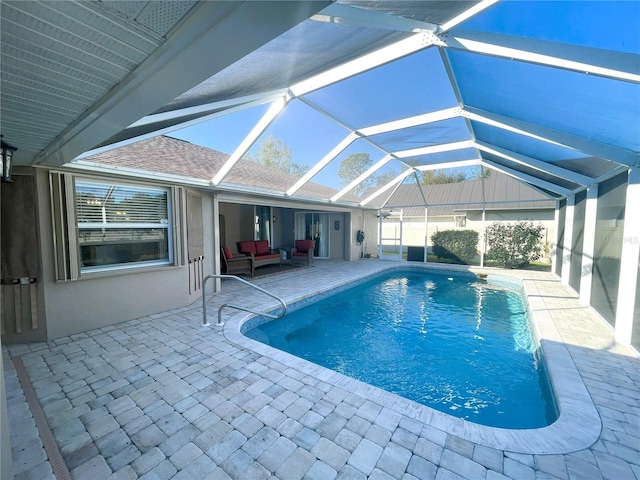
top-left (590, 172), bottom-right (628, 326)
top-left (569, 190), bottom-right (587, 293)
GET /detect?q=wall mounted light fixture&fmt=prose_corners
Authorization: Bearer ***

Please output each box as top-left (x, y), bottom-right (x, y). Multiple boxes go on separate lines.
top-left (1, 135), bottom-right (17, 183)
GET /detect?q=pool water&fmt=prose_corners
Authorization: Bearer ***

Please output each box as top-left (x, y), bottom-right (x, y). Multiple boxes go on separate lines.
top-left (245, 270), bottom-right (558, 429)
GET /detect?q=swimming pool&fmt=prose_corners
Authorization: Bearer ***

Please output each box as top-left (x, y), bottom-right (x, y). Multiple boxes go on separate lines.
top-left (244, 270), bottom-right (558, 429)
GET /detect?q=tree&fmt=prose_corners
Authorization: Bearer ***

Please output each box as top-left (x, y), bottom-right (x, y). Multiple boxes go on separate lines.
top-left (375, 171), bottom-right (399, 187)
top-left (337, 153), bottom-right (401, 196)
top-left (420, 166), bottom-right (491, 185)
top-left (421, 168), bottom-right (467, 185)
top-left (469, 165), bottom-right (491, 180)
top-left (245, 135), bottom-right (308, 175)
top-left (337, 153), bottom-right (376, 196)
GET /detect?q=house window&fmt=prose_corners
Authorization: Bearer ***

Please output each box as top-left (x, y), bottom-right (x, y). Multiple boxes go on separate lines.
top-left (75, 180), bottom-right (172, 272)
top-left (455, 215), bottom-right (467, 227)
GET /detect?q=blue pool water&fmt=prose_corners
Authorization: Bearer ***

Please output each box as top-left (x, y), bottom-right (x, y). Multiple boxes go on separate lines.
top-left (245, 270), bottom-right (558, 429)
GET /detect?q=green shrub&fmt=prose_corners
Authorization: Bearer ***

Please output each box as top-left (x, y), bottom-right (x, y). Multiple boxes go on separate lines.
top-left (431, 230), bottom-right (479, 264)
top-left (485, 221), bottom-right (544, 268)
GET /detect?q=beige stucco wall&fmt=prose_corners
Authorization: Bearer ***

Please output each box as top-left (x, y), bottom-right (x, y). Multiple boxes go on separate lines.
top-left (44, 268), bottom-right (190, 339)
top-left (352, 210), bottom-right (378, 259)
top-left (37, 169), bottom-right (209, 339)
top-left (219, 203), bottom-right (255, 252)
top-left (329, 212), bottom-right (346, 259)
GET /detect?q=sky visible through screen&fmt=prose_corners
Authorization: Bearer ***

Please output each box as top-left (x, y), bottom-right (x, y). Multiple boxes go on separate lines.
top-left (169, 1), bottom-right (639, 193)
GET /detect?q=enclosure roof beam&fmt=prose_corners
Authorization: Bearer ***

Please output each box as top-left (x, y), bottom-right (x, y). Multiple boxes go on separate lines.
top-left (481, 159), bottom-right (572, 197)
top-left (439, 0), bottom-right (501, 33)
top-left (474, 141), bottom-right (595, 186)
top-left (394, 140), bottom-right (474, 159)
top-left (311, 2), bottom-right (438, 32)
top-left (286, 133), bottom-right (359, 196)
top-left (441, 29), bottom-right (640, 83)
top-left (463, 106), bottom-right (639, 166)
top-left (413, 159), bottom-right (480, 171)
top-left (330, 154), bottom-right (393, 203)
top-left (360, 169), bottom-right (415, 206)
top-left (128, 89), bottom-right (289, 129)
top-left (75, 90), bottom-right (288, 161)
top-left (358, 107), bottom-right (461, 136)
top-left (290, 31), bottom-right (441, 97)
top-left (212, 95), bottom-right (290, 185)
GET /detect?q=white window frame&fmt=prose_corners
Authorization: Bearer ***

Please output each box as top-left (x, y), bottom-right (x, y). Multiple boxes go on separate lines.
top-left (75, 179), bottom-right (174, 274)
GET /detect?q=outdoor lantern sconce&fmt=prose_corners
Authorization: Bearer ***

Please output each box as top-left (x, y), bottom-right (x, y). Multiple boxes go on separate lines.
top-left (1, 135), bottom-right (17, 183)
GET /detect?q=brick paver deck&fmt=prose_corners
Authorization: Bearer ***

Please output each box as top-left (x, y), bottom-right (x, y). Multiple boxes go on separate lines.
top-left (4, 260), bottom-right (639, 479)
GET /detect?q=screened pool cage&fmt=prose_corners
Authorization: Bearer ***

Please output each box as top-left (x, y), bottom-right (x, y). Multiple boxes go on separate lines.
top-left (2, 2), bottom-right (639, 344)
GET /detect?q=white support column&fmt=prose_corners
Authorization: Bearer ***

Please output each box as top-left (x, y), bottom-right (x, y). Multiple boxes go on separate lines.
top-left (615, 168), bottom-right (640, 345)
top-left (561, 195), bottom-right (576, 285)
top-left (378, 213), bottom-right (383, 259)
top-left (213, 195), bottom-right (221, 292)
top-left (399, 208), bottom-right (404, 262)
top-left (424, 207), bottom-right (428, 263)
top-left (551, 200), bottom-right (560, 275)
top-left (480, 164), bottom-right (487, 268)
top-left (579, 185), bottom-right (599, 305)
top-left (480, 208), bottom-right (486, 268)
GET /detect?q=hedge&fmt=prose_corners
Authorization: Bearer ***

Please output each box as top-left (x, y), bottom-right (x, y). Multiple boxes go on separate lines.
top-left (431, 229), bottom-right (479, 264)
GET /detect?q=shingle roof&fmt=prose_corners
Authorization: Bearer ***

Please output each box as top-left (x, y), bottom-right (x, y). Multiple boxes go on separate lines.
top-left (81, 135), bottom-right (358, 203)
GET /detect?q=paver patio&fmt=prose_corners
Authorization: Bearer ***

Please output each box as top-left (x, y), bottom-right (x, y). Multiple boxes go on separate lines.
top-left (4, 260), bottom-right (639, 479)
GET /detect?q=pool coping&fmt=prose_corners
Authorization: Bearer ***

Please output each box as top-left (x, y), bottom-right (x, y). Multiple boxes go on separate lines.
top-left (223, 263), bottom-right (602, 455)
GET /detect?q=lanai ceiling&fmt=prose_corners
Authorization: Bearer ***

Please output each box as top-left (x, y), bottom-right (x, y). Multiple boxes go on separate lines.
top-left (2, 1), bottom-right (639, 209)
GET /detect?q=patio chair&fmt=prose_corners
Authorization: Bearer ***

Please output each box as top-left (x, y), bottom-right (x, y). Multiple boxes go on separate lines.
top-left (220, 247), bottom-right (254, 278)
top-left (291, 239), bottom-right (315, 267)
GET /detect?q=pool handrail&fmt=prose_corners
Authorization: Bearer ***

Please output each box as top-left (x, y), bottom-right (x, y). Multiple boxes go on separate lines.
top-left (202, 274), bottom-right (287, 327)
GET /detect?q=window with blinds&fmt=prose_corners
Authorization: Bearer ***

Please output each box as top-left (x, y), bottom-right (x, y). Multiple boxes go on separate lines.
top-left (75, 180), bottom-right (173, 271)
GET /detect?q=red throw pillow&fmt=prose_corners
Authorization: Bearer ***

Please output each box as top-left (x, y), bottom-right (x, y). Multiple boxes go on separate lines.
top-left (222, 247), bottom-right (233, 259)
top-left (238, 241), bottom-right (256, 255)
top-left (255, 240), bottom-right (270, 255)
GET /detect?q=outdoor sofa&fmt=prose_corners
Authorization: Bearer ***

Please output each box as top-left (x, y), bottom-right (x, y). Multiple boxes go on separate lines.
top-left (221, 247), bottom-right (254, 277)
top-left (237, 240), bottom-right (281, 270)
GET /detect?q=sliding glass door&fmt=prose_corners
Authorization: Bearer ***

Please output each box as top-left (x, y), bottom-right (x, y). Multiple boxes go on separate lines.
top-left (255, 206), bottom-right (271, 243)
top-left (295, 212), bottom-right (329, 258)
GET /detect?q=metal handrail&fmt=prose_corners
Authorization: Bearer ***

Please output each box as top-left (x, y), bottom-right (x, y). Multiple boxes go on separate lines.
top-left (202, 274), bottom-right (287, 327)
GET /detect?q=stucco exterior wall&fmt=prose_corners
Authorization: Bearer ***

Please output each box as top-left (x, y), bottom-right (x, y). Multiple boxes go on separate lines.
top-left (43, 268), bottom-right (189, 339)
top-left (37, 169), bottom-right (204, 339)
top-left (329, 212), bottom-right (346, 260)
top-left (219, 202), bottom-right (248, 252)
